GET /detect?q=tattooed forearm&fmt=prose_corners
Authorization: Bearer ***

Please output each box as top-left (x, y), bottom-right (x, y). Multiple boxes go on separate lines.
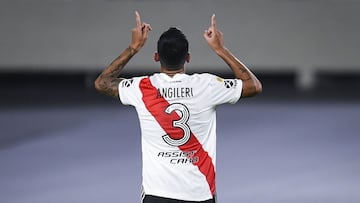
top-left (221, 50), bottom-right (252, 81)
top-left (216, 47), bottom-right (262, 97)
top-left (237, 66), bottom-right (251, 81)
top-left (108, 47), bottom-right (136, 74)
top-left (109, 47), bottom-right (136, 71)
top-left (95, 46), bottom-right (137, 98)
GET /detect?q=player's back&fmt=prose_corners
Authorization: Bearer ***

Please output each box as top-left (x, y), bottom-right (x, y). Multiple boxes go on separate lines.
top-left (118, 72), bottom-right (242, 201)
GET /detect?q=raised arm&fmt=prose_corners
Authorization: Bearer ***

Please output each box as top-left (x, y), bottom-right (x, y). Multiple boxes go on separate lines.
top-left (94, 11), bottom-right (152, 98)
top-left (204, 15), bottom-right (262, 98)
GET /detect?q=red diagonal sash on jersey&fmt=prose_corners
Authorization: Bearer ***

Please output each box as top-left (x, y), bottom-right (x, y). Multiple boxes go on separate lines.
top-left (139, 77), bottom-right (216, 195)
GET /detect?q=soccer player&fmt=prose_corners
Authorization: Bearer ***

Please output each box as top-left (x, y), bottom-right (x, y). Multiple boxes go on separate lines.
top-left (95, 11), bottom-right (262, 203)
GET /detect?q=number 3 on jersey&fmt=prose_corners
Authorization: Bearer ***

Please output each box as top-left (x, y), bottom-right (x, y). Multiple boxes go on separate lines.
top-left (162, 103), bottom-right (191, 146)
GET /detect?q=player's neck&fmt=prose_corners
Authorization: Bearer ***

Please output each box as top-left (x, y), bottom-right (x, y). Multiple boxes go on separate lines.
top-left (160, 67), bottom-right (185, 77)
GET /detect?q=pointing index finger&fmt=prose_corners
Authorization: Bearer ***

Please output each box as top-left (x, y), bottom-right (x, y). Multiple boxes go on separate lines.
top-left (211, 14), bottom-right (216, 29)
top-left (135, 11), bottom-right (141, 28)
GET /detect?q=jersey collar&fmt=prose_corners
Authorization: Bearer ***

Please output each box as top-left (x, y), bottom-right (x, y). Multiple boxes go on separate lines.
top-left (158, 73), bottom-right (188, 81)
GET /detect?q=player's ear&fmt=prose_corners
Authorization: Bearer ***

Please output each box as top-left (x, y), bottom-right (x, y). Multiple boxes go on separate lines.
top-left (154, 52), bottom-right (160, 62)
top-left (186, 53), bottom-right (190, 63)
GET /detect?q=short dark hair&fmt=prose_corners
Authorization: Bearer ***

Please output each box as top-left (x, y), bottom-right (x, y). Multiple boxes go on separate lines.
top-left (157, 27), bottom-right (189, 70)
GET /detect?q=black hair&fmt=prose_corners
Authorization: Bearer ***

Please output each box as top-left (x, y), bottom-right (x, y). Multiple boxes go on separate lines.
top-left (157, 27), bottom-right (189, 70)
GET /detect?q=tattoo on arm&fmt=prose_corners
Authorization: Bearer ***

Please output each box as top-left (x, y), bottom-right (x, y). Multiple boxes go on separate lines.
top-left (218, 48), bottom-right (261, 97)
top-left (95, 47), bottom-right (137, 98)
top-left (237, 66), bottom-right (251, 81)
top-left (224, 59), bottom-right (251, 81)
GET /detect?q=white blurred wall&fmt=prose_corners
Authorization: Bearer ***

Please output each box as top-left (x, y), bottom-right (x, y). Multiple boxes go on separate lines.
top-left (1, 0), bottom-right (360, 88)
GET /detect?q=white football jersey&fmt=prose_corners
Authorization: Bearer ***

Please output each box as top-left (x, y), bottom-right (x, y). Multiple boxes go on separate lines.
top-left (119, 73), bottom-right (242, 201)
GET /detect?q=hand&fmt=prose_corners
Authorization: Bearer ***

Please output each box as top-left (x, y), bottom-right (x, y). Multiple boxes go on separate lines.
top-left (204, 14), bottom-right (225, 53)
top-left (130, 11), bottom-right (152, 52)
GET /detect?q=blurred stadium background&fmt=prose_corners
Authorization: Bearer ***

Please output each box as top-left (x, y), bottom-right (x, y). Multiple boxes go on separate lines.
top-left (1, 0), bottom-right (360, 203)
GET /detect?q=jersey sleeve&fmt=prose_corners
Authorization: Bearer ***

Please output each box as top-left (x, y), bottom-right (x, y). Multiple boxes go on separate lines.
top-left (206, 74), bottom-right (243, 106)
top-left (118, 77), bottom-right (145, 106)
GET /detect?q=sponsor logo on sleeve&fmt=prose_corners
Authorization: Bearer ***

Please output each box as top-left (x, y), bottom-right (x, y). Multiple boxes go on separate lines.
top-left (122, 79), bottom-right (134, 88)
top-left (224, 79), bottom-right (237, 88)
